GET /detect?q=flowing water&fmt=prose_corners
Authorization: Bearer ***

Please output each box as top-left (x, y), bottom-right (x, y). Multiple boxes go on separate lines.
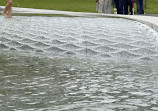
top-left (0, 16), bottom-right (158, 111)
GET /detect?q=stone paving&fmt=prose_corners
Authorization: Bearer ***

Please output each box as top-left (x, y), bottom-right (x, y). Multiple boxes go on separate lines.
top-left (0, 6), bottom-right (158, 32)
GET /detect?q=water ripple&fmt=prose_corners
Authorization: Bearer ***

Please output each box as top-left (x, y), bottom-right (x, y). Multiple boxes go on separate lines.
top-left (46, 46), bottom-right (65, 53)
top-left (0, 16), bottom-right (157, 61)
top-left (0, 16), bottom-right (158, 110)
top-left (0, 43), bottom-right (9, 49)
top-left (112, 51), bottom-right (141, 59)
top-left (17, 45), bottom-right (34, 51)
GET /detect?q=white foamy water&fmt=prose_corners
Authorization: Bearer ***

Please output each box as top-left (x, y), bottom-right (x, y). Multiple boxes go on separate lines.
top-left (0, 16), bottom-right (158, 111)
top-left (0, 16), bottom-right (158, 61)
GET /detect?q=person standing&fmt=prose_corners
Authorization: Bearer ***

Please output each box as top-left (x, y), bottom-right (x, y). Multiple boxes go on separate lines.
top-left (96, 0), bottom-right (99, 12)
top-left (124, 0), bottom-right (133, 15)
top-left (114, 0), bottom-right (120, 14)
top-left (102, 0), bottom-right (112, 14)
top-left (119, 0), bottom-right (126, 14)
top-left (136, 0), bottom-right (144, 14)
top-left (3, 0), bottom-right (12, 18)
top-left (97, 0), bottom-right (112, 14)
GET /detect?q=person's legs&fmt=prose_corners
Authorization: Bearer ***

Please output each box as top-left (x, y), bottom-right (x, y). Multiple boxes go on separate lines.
top-left (102, 0), bottom-right (111, 14)
top-left (120, 0), bottom-right (126, 14)
top-left (98, 0), bottom-right (103, 13)
top-left (8, 0), bottom-right (12, 18)
top-left (114, 0), bottom-right (120, 14)
top-left (103, 0), bottom-right (111, 14)
top-left (136, 0), bottom-right (141, 14)
top-left (119, 0), bottom-right (124, 14)
top-left (128, 0), bottom-right (133, 14)
top-left (124, 0), bottom-right (128, 15)
top-left (140, 0), bottom-right (144, 14)
top-left (3, 0), bottom-right (12, 18)
top-left (113, 0), bottom-right (116, 8)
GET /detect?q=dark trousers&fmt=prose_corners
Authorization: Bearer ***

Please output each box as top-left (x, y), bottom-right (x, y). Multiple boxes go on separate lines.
top-left (136, 0), bottom-right (144, 14)
top-left (114, 0), bottom-right (120, 14)
top-left (124, 0), bottom-right (133, 15)
top-left (119, 0), bottom-right (126, 14)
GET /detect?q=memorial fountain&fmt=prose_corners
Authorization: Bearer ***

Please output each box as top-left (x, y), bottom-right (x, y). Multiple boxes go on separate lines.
top-left (0, 16), bottom-right (158, 111)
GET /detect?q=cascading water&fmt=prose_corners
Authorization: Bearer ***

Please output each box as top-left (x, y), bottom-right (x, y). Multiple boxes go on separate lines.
top-left (0, 16), bottom-right (158, 111)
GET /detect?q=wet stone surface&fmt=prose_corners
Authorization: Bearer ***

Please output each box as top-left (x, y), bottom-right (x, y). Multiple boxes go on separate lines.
top-left (0, 16), bottom-right (158, 111)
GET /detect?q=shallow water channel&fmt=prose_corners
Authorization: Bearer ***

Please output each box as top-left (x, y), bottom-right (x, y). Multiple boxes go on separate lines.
top-left (0, 16), bottom-right (158, 111)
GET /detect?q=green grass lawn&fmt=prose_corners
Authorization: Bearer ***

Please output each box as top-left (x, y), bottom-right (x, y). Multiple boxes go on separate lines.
top-left (144, 0), bottom-right (158, 14)
top-left (1, 0), bottom-right (97, 13)
top-left (0, 0), bottom-right (158, 14)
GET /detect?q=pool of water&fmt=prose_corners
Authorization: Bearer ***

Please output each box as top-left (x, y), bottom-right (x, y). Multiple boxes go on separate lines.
top-left (0, 16), bottom-right (158, 111)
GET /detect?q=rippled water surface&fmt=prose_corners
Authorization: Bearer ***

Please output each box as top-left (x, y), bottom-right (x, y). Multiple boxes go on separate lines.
top-left (0, 16), bottom-right (158, 111)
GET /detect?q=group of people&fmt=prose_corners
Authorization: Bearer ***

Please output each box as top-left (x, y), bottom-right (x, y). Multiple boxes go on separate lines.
top-left (96, 0), bottom-right (144, 15)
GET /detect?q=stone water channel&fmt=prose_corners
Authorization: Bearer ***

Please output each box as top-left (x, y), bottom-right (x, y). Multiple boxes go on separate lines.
top-left (0, 16), bottom-right (158, 111)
